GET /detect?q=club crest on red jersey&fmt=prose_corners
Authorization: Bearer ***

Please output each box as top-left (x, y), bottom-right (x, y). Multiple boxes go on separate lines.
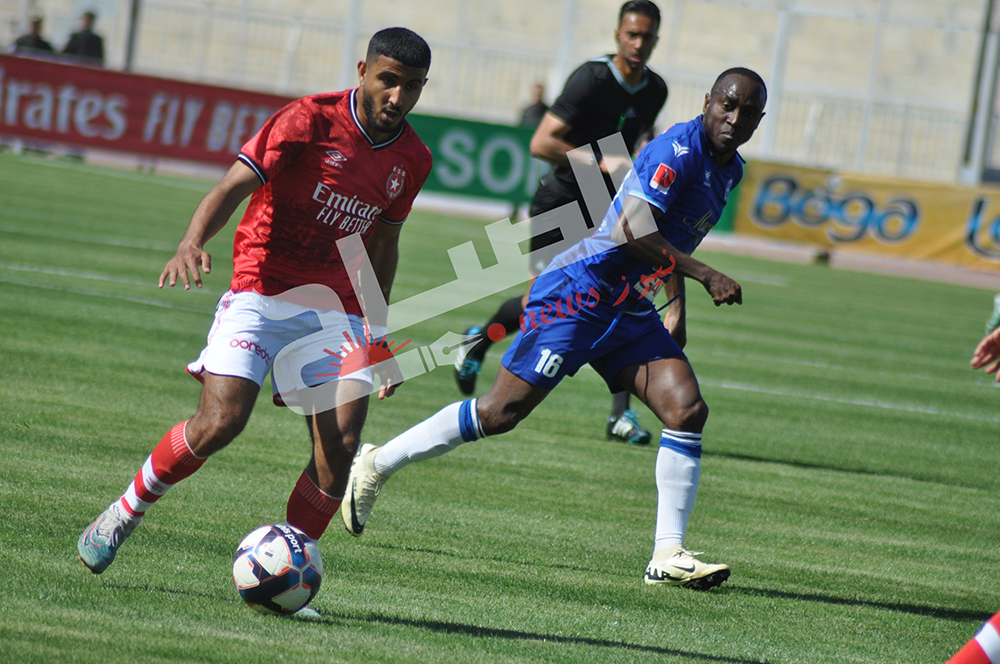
top-left (386, 165), bottom-right (407, 200)
top-left (650, 163), bottom-right (677, 195)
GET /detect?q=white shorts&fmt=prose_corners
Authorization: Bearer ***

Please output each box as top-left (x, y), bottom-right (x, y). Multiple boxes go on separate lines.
top-left (187, 290), bottom-right (374, 410)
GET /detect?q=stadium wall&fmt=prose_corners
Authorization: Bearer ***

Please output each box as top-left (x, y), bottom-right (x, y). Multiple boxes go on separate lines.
top-left (3, 52), bottom-right (999, 287)
top-left (0, 0), bottom-right (989, 184)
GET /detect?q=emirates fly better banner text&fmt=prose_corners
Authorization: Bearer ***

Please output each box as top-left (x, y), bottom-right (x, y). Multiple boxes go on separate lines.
top-left (0, 54), bottom-right (292, 165)
top-left (0, 55), bottom-right (542, 205)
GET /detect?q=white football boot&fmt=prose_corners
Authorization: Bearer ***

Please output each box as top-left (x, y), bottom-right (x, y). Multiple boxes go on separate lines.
top-left (342, 444), bottom-right (386, 536)
top-left (643, 545), bottom-right (730, 590)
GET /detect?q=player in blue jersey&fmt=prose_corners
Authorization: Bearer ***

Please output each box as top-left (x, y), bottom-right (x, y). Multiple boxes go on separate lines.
top-left (344, 67), bottom-right (766, 589)
top-left (455, 0), bottom-right (667, 447)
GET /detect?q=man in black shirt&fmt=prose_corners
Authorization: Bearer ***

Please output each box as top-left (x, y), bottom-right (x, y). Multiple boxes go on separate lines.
top-left (455, 0), bottom-right (667, 446)
top-left (12, 16), bottom-right (54, 55)
top-left (519, 82), bottom-right (549, 129)
top-left (63, 11), bottom-right (105, 66)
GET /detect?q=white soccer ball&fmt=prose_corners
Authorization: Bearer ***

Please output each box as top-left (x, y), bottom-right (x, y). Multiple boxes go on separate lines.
top-left (232, 524), bottom-right (323, 615)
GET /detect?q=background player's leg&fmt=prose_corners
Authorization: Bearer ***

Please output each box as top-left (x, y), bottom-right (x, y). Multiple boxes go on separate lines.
top-left (617, 358), bottom-right (728, 589)
top-left (467, 296), bottom-right (525, 364)
top-left (78, 374), bottom-right (259, 573)
top-left (455, 293), bottom-right (531, 395)
top-left (606, 391), bottom-right (652, 445)
top-left (344, 366), bottom-right (550, 536)
top-left (454, 193), bottom-right (553, 397)
top-left (287, 381), bottom-right (369, 540)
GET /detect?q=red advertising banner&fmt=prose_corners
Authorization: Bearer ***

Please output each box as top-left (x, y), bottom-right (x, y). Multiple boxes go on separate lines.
top-left (0, 54), bottom-right (294, 165)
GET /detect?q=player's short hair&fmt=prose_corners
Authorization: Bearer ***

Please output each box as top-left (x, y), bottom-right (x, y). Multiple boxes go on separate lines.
top-left (366, 27), bottom-right (431, 71)
top-left (712, 67), bottom-right (767, 103)
top-left (619, 0), bottom-right (661, 28)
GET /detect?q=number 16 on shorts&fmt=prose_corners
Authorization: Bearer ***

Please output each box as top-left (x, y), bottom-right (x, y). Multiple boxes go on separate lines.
top-left (534, 349), bottom-right (563, 378)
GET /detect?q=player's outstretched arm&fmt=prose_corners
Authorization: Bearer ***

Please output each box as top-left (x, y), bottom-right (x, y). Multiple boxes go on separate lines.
top-left (159, 161), bottom-right (262, 290)
top-left (613, 196), bottom-right (742, 306)
top-left (971, 327), bottom-right (1000, 382)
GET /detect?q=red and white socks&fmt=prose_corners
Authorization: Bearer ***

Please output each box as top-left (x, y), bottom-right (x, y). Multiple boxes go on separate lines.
top-left (119, 421), bottom-right (205, 522)
top-left (114, 420), bottom-right (343, 541)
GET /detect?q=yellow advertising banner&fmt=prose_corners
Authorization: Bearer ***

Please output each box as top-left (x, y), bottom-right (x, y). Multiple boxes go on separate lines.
top-left (733, 162), bottom-right (1000, 272)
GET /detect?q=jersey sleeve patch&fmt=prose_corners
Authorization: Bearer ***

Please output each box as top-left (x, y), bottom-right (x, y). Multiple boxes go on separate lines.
top-left (649, 163), bottom-right (676, 195)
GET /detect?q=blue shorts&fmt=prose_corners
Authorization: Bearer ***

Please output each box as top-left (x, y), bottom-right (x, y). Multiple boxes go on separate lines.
top-left (501, 269), bottom-right (685, 392)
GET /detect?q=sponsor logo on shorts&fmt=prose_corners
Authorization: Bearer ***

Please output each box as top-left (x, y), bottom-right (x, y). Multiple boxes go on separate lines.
top-left (230, 338), bottom-right (272, 364)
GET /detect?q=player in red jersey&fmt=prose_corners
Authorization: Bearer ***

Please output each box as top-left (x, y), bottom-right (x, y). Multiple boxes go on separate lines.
top-left (942, 328), bottom-right (1000, 661)
top-left (77, 28), bottom-right (433, 588)
top-left (948, 611), bottom-right (1000, 663)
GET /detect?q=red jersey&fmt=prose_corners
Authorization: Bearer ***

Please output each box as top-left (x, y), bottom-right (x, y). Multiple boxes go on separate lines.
top-left (231, 89), bottom-right (432, 314)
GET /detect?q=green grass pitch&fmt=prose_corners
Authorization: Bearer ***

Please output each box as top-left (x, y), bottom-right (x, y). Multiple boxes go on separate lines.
top-left (1, 150), bottom-right (998, 663)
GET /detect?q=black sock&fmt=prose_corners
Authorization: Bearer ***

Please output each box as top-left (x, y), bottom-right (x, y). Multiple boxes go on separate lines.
top-left (468, 296), bottom-right (525, 362)
top-left (610, 391), bottom-right (630, 419)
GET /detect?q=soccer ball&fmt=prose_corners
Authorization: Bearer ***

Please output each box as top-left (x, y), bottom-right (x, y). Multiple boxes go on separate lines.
top-left (232, 524), bottom-right (323, 615)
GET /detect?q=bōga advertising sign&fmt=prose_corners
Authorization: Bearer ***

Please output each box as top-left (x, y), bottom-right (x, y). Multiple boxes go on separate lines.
top-left (735, 161), bottom-right (1000, 272)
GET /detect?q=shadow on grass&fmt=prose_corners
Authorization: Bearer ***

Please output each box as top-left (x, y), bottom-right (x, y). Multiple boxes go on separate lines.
top-left (102, 582), bottom-right (773, 663)
top-left (707, 451), bottom-right (972, 489)
top-left (314, 608), bottom-right (773, 663)
top-left (102, 581), bottom-right (236, 602)
top-left (364, 540), bottom-right (601, 573)
top-left (361, 544), bottom-right (993, 626)
top-left (727, 584), bottom-right (992, 624)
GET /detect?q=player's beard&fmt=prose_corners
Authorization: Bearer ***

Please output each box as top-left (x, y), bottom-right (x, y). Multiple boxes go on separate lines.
top-left (361, 90), bottom-right (402, 134)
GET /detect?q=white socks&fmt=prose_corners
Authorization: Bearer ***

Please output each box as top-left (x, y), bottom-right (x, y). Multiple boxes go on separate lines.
top-left (374, 399), bottom-right (484, 477)
top-left (653, 429), bottom-right (702, 550)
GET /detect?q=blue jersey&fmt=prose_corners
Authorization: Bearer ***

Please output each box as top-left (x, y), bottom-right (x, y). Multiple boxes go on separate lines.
top-left (551, 115), bottom-right (743, 312)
